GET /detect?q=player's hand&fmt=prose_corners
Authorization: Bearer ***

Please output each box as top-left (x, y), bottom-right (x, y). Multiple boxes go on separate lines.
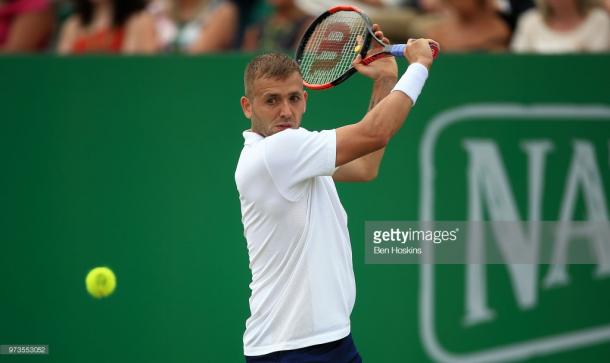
top-left (404, 38), bottom-right (439, 69)
top-left (352, 24), bottom-right (398, 81)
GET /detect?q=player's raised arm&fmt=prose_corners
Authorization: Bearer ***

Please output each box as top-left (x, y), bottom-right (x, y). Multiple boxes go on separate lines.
top-left (333, 24), bottom-right (395, 182)
top-left (335, 38), bottom-right (439, 167)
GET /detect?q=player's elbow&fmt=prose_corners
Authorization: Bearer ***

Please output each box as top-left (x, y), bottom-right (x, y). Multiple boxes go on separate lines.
top-left (364, 120), bottom-right (391, 151)
top-left (361, 168), bottom-right (379, 182)
top-left (370, 133), bottom-right (390, 152)
top-left (366, 127), bottom-right (392, 150)
top-left (379, 135), bottom-right (390, 149)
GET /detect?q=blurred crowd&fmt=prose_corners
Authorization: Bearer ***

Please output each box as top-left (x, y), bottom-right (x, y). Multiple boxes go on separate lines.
top-left (1, 0), bottom-right (609, 54)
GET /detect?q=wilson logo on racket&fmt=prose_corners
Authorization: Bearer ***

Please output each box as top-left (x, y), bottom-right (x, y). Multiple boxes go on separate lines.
top-left (309, 22), bottom-right (351, 75)
top-left (296, 5), bottom-right (439, 90)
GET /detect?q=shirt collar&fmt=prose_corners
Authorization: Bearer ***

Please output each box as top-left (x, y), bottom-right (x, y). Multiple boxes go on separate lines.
top-left (243, 130), bottom-right (264, 145)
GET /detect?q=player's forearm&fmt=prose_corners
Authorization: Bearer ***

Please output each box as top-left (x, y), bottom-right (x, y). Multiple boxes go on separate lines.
top-left (360, 63), bottom-right (428, 142)
top-left (333, 76), bottom-right (395, 181)
top-left (359, 90), bottom-right (413, 144)
top-left (369, 75), bottom-right (397, 111)
top-left (357, 76), bottom-right (397, 175)
top-left (335, 62), bottom-right (429, 168)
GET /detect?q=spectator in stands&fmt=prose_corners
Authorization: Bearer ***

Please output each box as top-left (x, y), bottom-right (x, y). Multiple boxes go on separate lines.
top-left (295, 0), bottom-right (440, 42)
top-left (0, 0), bottom-right (54, 52)
top-left (294, 0), bottom-right (386, 14)
top-left (496, 0), bottom-right (535, 31)
top-left (189, 0), bottom-right (260, 52)
top-left (424, 0), bottom-right (510, 51)
top-left (57, 0), bottom-right (159, 54)
top-left (148, 0), bottom-right (221, 52)
top-left (362, 0), bottom-right (447, 41)
top-left (242, 0), bottom-right (311, 52)
top-left (511, 0), bottom-right (610, 53)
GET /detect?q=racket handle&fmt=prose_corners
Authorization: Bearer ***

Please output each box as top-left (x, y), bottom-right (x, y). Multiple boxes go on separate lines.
top-left (388, 43), bottom-right (439, 59)
top-left (389, 44), bottom-right (406, 57)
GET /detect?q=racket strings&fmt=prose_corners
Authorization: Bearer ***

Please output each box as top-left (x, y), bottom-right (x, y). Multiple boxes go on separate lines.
top-left (300, 11), bottom-right (367, 85)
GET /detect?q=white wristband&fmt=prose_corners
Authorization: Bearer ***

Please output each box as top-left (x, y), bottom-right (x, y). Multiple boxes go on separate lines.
top-left (392, 63), bottom-right (429, 105)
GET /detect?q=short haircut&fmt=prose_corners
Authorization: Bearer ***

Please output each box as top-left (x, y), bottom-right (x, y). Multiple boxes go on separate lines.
top-left (244, 53), bottom-right (302, 97)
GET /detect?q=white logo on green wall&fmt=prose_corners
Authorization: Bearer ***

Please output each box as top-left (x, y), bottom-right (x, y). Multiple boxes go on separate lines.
top-left (419, 104), bottom-right (610, 363)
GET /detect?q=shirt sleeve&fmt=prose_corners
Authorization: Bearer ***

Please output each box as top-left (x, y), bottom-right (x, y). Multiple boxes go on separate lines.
top-left (262, 128), bottom-right (336, 201)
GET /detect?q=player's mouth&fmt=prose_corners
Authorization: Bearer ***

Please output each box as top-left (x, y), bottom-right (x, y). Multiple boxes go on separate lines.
top-left (275, 123), bottom-right (294, 131)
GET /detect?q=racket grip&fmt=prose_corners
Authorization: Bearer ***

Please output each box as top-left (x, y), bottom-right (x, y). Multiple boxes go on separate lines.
top-left (389, 44), bottom-right (406, 57)
top-left (390, 43), bottom-right (440, 59)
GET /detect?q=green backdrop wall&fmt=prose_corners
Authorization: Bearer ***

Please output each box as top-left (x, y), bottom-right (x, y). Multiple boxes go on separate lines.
top-left (1, 54), bottom-right (609, 362)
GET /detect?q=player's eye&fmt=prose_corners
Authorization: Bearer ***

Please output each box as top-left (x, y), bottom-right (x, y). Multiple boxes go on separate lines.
top-left (266, 98), bottom-right (277, 105)
top-left (290, 95), bottom-right (301, 102)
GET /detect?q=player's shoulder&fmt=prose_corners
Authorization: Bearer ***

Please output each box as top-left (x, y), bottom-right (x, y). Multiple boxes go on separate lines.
top-left (272, 127), bottom-right (311, 137)
top-left (262, 128), bottom-right (335, 159)
top-left (265, 127), bottom-right (336, 149)
top-left (264, 127), bottom-right (312, 145)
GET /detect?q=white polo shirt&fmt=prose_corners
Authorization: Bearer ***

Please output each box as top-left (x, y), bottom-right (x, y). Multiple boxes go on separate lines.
top-left (235, 127), bottom-right (356, 356)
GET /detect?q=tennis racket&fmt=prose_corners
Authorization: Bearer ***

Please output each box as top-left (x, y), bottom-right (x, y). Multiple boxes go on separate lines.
top-left (295, 5), bottom-right (439, 90)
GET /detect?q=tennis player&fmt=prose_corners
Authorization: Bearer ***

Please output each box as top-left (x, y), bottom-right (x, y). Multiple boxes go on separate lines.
top-left (235, 25), bottom-right (438, 362)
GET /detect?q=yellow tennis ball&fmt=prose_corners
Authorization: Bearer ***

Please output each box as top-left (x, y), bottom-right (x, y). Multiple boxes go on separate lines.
top-left (86, 267), bottom-right (116, 298)
top-left (354, 44), bottom-right (362, 53)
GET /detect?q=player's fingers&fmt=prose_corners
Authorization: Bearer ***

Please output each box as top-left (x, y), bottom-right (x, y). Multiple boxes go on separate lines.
top-left (354, 35), bottom-right (364, 54)
top-left (352, 54), bottom-right (362, 67)
top-left (372, 23), bottom-right (380, 32)
top-left (372, 30), bottom-right (387, 50)
top-left (426, 38), bottom-right (440, 51)
top-left (352, 61), bottom-right (369, 75)
top-left (374, 31), bottom-right (387, 45)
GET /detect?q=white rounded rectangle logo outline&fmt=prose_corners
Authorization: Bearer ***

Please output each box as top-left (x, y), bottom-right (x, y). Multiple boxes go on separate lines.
top-left (419, 104), bottom-right (610, 363)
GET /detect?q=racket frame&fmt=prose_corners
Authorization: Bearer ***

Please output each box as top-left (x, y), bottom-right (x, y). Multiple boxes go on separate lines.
top-left (295, 5), bottom-right (438, 90)
top-left (295, 5), bottom-right (375, 90)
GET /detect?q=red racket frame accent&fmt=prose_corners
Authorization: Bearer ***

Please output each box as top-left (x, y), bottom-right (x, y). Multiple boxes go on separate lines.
top-left (303, 81), bottom-right (334, 90)
top-left (328, 5), bottom-right (363, 14)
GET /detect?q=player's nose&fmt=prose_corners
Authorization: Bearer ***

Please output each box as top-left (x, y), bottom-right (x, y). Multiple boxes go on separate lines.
top-left (279, 100), bottom-right (292, 117)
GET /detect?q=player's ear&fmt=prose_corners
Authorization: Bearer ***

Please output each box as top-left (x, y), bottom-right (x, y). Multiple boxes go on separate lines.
top-left (241, 96), bottom-right (252, 119)
top-left (303, 91), bottom-right (308, 113)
